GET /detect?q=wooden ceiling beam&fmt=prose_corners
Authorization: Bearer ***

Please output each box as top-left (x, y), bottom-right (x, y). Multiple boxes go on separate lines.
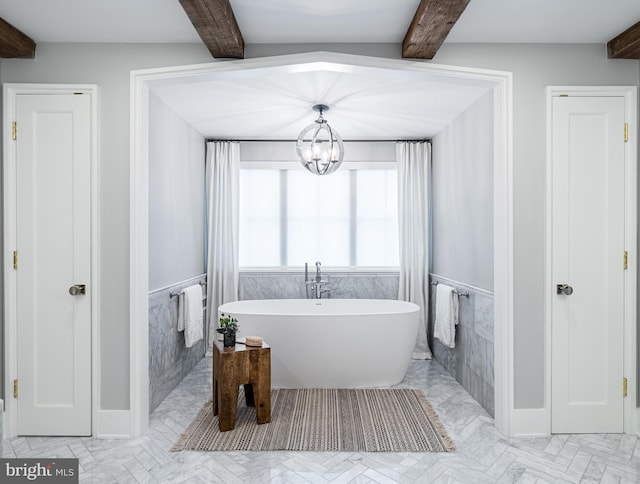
top-left (0, 17), bottom-right (35, 58)
top-left (607, 21), bottom-right (640, 59)
top-left (402, 0), bottom-right (470, 60)
top-left (179, 0), bottom-right (244, 59)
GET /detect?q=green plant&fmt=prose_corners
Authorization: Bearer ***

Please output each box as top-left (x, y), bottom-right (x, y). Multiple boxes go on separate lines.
top-left (217, 313), bottom-right (238, 335)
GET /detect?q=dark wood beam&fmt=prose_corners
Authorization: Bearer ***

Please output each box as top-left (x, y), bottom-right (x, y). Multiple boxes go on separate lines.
top-left (0, 17), bottom-right (35, 58)
top-left (179, 0), bottom-right (244, 59)
top-left (607, 21), bottom-right (640, 59)
top-left (402, 0), bottom-right (470, 59)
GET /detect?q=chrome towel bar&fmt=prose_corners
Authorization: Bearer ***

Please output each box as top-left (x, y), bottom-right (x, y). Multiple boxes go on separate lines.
top-left (430, 281), bottom-right (470, 298)
top-left (170, 280), bottom-right (206, 299)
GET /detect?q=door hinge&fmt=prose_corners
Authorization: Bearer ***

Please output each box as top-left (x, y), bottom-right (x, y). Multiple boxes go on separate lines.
top-left (624, 123), bottom-right (629, 142)
top-left (12, 121), bottom-right (17, 141)
top-left (623, 377), bottom-right (628, 397)
top-left (13, 379), bottom-right (18, 399)
top-left (624, 251), bottom-right (628, 270)
top-left (13, 251), bottom-right (18, 270)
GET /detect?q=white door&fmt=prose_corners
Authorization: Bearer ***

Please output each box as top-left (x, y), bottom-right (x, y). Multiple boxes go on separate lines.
top-left (551, 96), bottom-right (625, 433)
top-left (16, 94), bottom-right (92, 436)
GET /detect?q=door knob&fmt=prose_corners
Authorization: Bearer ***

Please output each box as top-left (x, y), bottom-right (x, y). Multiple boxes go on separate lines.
top-left (69, 284), bottom-right (86, 296)
top-left (556, 284), bottom-right (574, 296)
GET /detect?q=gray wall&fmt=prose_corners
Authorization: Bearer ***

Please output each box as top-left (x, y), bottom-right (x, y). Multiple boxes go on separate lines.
top-left (148, 91), bottom-right (205, 291)
top-left (0, 43), bottom-right (212, 410)
top-left (0, 59), bottom-right (3, 402)
top-left (432, 44), bottom-right (640, 408)
top-left (2, 42), bottom-right (637, 412)
top-left (431, 90), bottom-right (494, 291)
top-left (148, 276), bottom-right (206, 413)
top-left (246, 43), bottom-right (400, 59)
top-left (429, 275), bottom-right (494, 416)
top-left (429, 90), bottom-right (494, 415)
top-left (147, 92), bottom-right (206, 412)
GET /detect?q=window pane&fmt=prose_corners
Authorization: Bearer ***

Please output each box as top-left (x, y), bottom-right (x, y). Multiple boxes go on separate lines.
top-left (287, 170), bottom-right (350, 266)
top-left (239, 165), bottom-right (399, 269)
top-left (239, 169), bottom-right (280, 266)
top-left (356, 170), bottom-right (399, 266)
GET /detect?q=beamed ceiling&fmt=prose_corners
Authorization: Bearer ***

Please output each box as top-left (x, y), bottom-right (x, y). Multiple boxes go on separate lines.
top-left (1, 1), bottom-right (640, 60)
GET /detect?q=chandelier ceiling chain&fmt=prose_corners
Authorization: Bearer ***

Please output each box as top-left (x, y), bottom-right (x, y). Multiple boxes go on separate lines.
top-left (296, 104), bottom-right (345, 176)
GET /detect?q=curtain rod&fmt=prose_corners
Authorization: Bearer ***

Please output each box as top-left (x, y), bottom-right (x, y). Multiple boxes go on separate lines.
top-left (206, 138), bottom-right (431, 143)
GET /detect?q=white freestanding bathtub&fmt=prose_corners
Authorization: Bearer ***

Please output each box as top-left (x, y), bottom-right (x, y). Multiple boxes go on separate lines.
top-left (218, 299), bottom-right (419, 388)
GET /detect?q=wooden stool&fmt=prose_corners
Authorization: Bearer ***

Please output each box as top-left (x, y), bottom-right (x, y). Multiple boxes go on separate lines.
top-left (212, 339), bottom-right (271, 432)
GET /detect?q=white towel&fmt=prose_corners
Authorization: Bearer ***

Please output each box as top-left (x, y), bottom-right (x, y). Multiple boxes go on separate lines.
top-left (433, 284), bottom-right (459, 349)
top-left (178, 285), bottom-right (203, 348)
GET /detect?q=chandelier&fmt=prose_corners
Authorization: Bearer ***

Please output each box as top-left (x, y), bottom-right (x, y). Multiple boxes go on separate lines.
top-left (296, 104), bottom-right (344, 175)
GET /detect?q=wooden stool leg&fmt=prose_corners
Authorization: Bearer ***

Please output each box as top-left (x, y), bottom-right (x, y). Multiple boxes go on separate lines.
top-left (213, 377), bottom-right (219, 416)
top-left (254, 349), bottom-right (271, 425)
top-left (218, 357), bottom-right (239, 432)
top-left (212, 348), bottom-right (219, 416)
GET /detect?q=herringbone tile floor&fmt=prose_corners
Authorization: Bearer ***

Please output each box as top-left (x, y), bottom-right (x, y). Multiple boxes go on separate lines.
top-left (4, 357), bottom-right (640, 483)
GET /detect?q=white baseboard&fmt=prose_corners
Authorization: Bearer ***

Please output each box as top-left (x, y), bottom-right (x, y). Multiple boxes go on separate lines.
top-left (511, 408), bottom-right (549, 437)
top-left (96, 409), bottom-right (131, 439)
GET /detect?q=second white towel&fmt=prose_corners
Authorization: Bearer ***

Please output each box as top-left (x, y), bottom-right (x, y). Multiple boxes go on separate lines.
top-left (433, 283), bottom-right (459, 349)
top-left (178, 284), bottom-right (203, 348)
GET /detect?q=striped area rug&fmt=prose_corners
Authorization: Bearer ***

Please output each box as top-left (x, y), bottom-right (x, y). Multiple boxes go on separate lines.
top-left (171, 388), bottom-right (454, 452)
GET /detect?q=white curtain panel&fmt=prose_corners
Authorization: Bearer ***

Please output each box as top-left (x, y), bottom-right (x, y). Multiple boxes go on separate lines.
top-left (205, 141), bottom-right (240, 347)
top-left (397, 141), bottom-right (433, 359)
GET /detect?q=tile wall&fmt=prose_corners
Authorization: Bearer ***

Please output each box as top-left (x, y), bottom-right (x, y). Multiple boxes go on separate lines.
top-left (148, 276), bottom-right (206, 413)
top-left (429, 274), bottom-right (495, 416)
top-left (148, 270), bottom-right (494, 417)
top-left (239, 271), bottom-right (399, 300)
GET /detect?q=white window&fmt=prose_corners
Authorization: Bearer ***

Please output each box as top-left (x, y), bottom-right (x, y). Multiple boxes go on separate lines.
top-left (239, 163), bottom-right (398, 269)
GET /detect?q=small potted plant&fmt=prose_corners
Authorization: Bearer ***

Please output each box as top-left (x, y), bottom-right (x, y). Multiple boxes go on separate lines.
top-left (217, 313), bottom-right (239, 347)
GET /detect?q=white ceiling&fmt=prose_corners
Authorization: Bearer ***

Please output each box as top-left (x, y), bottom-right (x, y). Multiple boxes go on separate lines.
top-left (0, 0), bottom-right (639, 44)
top-left (149, 54), bottom-right (495, 140)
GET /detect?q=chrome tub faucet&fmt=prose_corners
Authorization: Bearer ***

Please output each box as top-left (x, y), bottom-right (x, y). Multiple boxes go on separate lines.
top-left (305, 261), bottom-right (330, 299)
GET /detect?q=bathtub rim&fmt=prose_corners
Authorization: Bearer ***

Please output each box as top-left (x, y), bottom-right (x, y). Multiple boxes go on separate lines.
top-left (219, 298), bottom-right (420, 317)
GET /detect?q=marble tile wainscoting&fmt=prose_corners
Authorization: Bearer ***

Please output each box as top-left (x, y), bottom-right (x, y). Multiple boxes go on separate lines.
top-left (428, 274), bottom-right (495, 417)
top-left (239, 271), bottom-right (399, 300)
top-left (148, 275), bottom-right (207, 413)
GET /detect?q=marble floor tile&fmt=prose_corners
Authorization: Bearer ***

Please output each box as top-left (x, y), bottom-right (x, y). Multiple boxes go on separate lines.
top-left (4, 357), bottom-right (640, 483)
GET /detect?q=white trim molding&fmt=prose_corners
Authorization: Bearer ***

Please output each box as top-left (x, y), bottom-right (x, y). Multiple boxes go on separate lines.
top-left (493, 74), bottom-right (515, 437)
top-left (512, 408), bottom-right (548, 438)
top-left (129, 52), bottom-right (515, 437)
top-left (130, 74), bottom-right (151, 438)
top-left (3, 84), bottom-right (100, 438)
top-left (543, 86), bottom-right (638, 437)
top-left (96, 410), bottom-right (131, 439)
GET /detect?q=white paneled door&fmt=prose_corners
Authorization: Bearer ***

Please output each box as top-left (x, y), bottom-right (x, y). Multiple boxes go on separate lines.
top-left (16, 94), bottom-right (92, 435)
top-left (551, 96), bottom-right (626, 433)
